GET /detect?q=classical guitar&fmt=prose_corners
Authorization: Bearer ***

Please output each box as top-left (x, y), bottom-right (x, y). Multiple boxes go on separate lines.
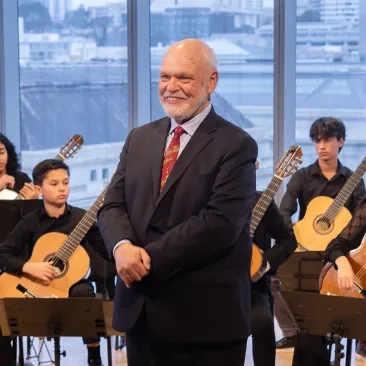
top-left (294, 156), bottom-right (366, 251)
top-left (0, 181), bottom-right (109, 299)
top-left (0, 134), bottom-right (84, 200)
top-left (319, 233), bottom-right (366, 299)
top-left (251, 145), bottom-right (303, 281)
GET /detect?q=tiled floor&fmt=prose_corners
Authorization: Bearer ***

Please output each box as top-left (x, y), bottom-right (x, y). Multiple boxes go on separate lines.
top-left (19, 320), bottom-right (360, 366)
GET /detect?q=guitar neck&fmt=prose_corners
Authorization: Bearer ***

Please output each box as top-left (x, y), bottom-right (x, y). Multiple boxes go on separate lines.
top-left (250, 175), bottom-right (283, 237)
top-left (55, 185), bottom-right (109, 262)
top-left (54, 152), bottom-right (65, 161)
top-left (325, 157), bottom-right (366, 221)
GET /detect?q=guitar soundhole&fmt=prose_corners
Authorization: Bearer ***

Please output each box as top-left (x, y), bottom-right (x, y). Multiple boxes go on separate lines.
top-left (44, 253), bottom-right (68, 279)
top-left (314, 215), bottom-right (333, 235)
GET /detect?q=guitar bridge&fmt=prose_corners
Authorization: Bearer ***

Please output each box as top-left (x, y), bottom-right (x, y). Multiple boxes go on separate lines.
top-left (16, 284), bottom-right (58, 298)
top-left (354, 281), bottom-right (366, 297)
top-left (16, 284), bottom-right (38, 298)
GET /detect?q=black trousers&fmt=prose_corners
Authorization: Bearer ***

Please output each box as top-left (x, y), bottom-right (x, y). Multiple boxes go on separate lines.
top-left (126, 307), bottom-right (248, 366)
top-left (292, 333), bottom-right (330, 366)
top-left (251, 289), bottom-right (276, 366)
top-left (0, 281), bottom-right (99, 366)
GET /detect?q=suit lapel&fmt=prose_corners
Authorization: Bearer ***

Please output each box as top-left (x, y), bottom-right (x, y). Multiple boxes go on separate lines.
top-left (151, 118), bottom-right (171, 206)
top-left (155, 109), bottom-right (218, 207)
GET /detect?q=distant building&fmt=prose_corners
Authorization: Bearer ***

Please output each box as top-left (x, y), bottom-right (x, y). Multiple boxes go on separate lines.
top-left (321, 0), bottom-right (359, 23)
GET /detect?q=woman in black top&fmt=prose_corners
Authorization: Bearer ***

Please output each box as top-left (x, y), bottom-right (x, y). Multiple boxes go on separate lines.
top-left (0, 133), bottom-right (38, 199)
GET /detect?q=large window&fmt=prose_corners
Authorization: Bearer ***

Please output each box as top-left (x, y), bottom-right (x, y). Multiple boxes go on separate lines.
top-left (17, 0), bottom-right (128, 208)
top-left (295, 0), bottom-right (366, 184)
top-left (150, 0), bottom-right (274, 191)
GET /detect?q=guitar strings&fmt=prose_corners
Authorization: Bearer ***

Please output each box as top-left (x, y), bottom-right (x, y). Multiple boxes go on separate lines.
top-left (250, 175), bottom-right (283, 236)
top-left (50, 175), bottom-right (111, 268)
top-left (353, 253), bottom-right (366, 283)
top-left (318, 158), bottom-right (366, 224)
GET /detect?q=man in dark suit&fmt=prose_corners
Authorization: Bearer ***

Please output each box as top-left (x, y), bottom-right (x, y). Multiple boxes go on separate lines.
top-left (97, 38), bottom-right (258, 366)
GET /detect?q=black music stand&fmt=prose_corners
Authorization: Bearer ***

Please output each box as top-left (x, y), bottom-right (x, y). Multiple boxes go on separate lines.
top-left (0, 298), bottom-right (106, 366)
top-left (281, 291), bottom-right (366, 366)
top-left (278, 251), bottom-right (325, 292)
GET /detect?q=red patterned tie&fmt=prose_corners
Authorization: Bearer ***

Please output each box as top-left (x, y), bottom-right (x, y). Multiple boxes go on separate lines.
top-left (160, 126), bottom-right (186, 191)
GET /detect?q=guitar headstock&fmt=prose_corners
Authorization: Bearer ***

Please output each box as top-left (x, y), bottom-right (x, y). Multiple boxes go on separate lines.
top-left (57, 135), bottom-right (84, 160)
top-left (275, 145), bottom-right (303, 179)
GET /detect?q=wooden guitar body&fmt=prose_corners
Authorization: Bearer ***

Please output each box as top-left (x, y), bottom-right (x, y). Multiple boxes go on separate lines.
top-left (250, 243), bottom-right (263, 278)
top-left (319, 234), bottom-right (366, 299)
top-left (294, 196), bottom-right (352, 251)
top-left (0, 232), bottom-right (90, 299)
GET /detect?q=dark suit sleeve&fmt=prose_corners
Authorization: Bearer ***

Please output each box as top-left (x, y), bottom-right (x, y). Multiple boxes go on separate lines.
top-left (145, 134), bottom-right (258, 282)
top-left (97, 130), bottom-right (139, 258)
top-left (0, 217), bottom-right (33, 274)
top-left (261, 200), bottom-right (297, 272)
top-left (85, 223), bottom-right (110, 261)
top-left (324, 201), bottom-right (366, 264)
top-left (279, 170), bottom-right (303, 226)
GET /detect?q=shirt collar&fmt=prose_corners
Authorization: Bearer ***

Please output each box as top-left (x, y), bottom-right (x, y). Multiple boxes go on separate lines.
top-left (310, 159), bottom-right (347, 177)
top-left (169, 103), bottom-right (212, 137)
top-left (40, 202), bottom-right (72, 218)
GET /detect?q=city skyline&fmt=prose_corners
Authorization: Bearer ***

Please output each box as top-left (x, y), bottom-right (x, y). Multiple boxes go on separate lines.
top-left (70, 0), bottom-right (273, 9)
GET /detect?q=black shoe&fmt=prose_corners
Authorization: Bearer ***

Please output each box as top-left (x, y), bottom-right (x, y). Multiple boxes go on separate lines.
top-left (88, 360), bottom-right (104, 366)
top-left (276, 336), bottom-right (296, 349)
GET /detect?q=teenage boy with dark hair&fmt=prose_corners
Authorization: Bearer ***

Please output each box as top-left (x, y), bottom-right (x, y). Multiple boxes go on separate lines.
top-left (0, 159), bottom-right (109, 366)
top-left (275, 117), bottom-right (365, 364)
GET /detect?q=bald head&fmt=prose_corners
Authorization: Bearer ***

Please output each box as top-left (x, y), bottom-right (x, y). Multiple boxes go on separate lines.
top-left (158, 39), bottom-right (219, 124)
top-left (165, 39), bottom-right (217, 73)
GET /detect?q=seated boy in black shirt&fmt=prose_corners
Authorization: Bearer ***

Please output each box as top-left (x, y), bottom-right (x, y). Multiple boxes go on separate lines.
top-left (0, 159), bottom-right (110, 366)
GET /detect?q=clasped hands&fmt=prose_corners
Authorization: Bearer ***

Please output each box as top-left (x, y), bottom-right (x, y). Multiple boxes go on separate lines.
top-left (114, 242), bottom-right (151, 288)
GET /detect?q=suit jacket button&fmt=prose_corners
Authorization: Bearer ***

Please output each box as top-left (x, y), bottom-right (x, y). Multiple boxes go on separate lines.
top-left (148, 229), bottom-right (156, 235)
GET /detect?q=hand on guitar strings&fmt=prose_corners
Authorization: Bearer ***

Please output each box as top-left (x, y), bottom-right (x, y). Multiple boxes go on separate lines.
top-left (335, 256), bottom-right (355, 291)
top-left (22, 261), bottom-right (56, 285)
top-left (114, 242), bottom-right (151, 288)
top-left (19, 182), bottom-right (39, 200)
top-left (0, 174), bottom-right (15, 190)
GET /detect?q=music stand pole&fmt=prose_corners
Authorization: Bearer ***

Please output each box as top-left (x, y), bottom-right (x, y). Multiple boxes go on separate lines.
top-left (102, 300), bottom-right (125, 366)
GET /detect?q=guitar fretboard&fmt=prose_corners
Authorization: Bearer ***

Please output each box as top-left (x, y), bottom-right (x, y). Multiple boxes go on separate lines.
top-left (55, 185), bottom-right (109, 263)
top-left (55, 152), bottom-right (65, 161)
top-left (324, 157), bottom-right (366, 221)
top-left (250, 175), bottom-right (283, 237)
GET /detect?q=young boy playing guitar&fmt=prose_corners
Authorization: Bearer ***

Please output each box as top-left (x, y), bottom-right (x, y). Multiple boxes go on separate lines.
top-left (0, 159), bottom-right (109, 366)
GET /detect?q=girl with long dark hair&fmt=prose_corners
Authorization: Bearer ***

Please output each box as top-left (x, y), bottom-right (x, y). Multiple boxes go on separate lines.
top-left (0, 133), bottom-right (38, 199)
